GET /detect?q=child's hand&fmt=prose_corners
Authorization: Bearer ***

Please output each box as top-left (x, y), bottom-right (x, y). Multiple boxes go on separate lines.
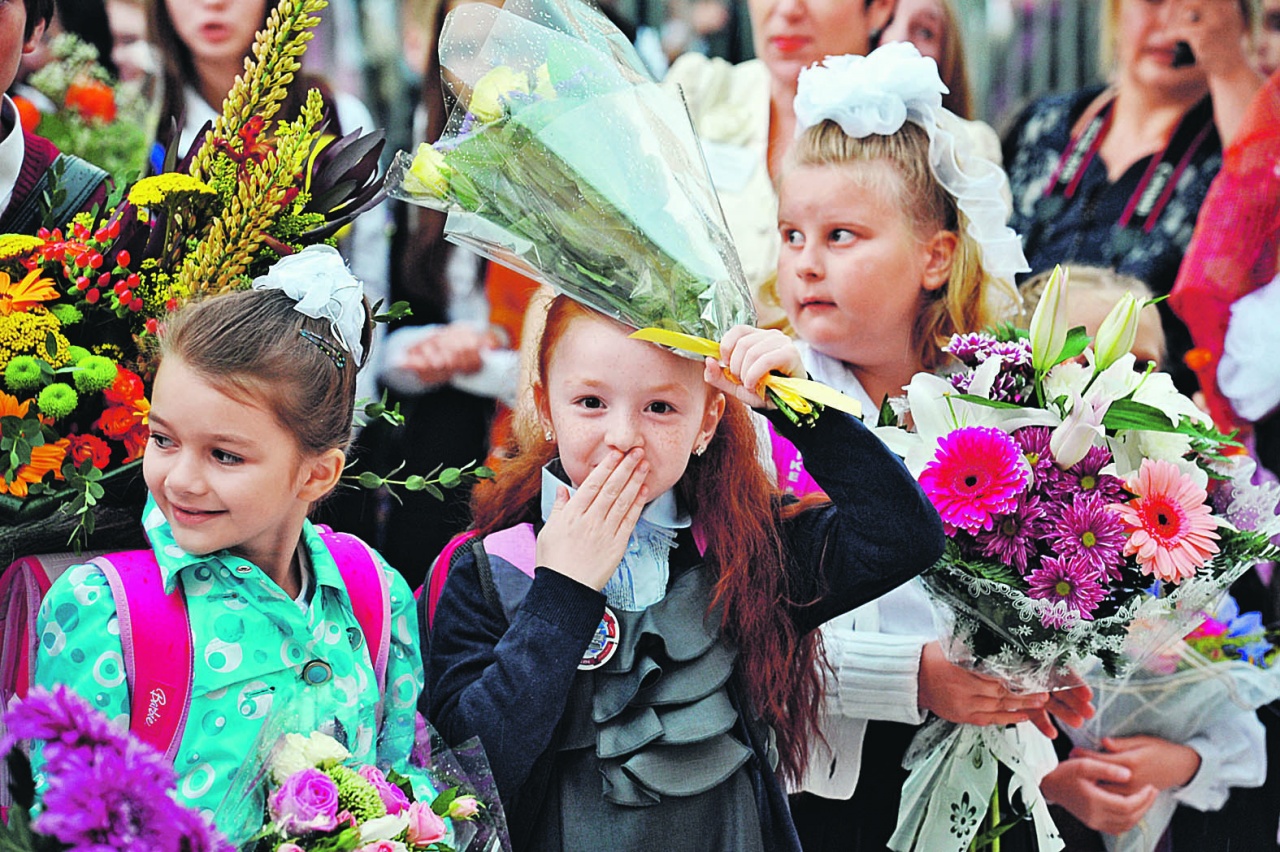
top-left (1083, 736), bottom-right (1202, 793)
top-left (917, 642), bottom-right (1049, 728)
top-left (704, 326), bottom-right (804, 410)
top-left (1041, 756), bottom-right (1159, 835)
top-left (1042, 683), bottom-right (1095, 730)
top-left (536, 448), bottom-right (649, 591)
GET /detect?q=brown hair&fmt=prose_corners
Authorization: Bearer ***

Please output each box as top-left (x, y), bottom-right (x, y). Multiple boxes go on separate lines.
top-left (157, 289), bottom-right (370, 459)
top-left (471, 297), bottom-right (828, 783)
top-left (934, 0), bottom-right (974, 119)
top-left (149, 0), bottom-right (337, 156)
top-left (785, 119), bottom-right (1013, 372)
top-left (24, 0), bottom-right (53, 40)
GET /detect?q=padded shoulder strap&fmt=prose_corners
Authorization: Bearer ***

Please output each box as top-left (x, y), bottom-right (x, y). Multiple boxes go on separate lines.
top-left (92, 551), bottom-right (192, 763)
top-left (321, 531), bottom-right (391, 693)
top-left (424, 530), bottom-right (479, 630)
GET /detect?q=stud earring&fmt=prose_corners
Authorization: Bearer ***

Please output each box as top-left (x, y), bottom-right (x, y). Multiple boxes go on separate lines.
top-left (693, 443), bottom-right (706, 457)
top-left (545, 429), bottom-right (555, 442)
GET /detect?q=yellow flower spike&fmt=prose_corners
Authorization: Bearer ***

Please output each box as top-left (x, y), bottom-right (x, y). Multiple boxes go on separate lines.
top-left (628, 328), bottom-right (861, 418)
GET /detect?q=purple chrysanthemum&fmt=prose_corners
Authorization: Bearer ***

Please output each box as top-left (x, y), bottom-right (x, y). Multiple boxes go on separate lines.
top-left (949, 371), bottom-right (974, 394)
top-left (2, 685), bottom-right (136, 776)
top-left (974, 492), bottom-right (1046, 574)
top-left (1045, 444), bottom-right (1130, 503)
top-left (1026, 555), bottom-right (1108, 627)
top-left (987, 339), bottom-right (1033, 368)
top-left (1046, 493), bottom-right (1128, 579)
top-left (945, 332), bottom-right (999, 364)
top-left (1013, 427), bottom-right (1060, 492)
top-left (989, 370), bottom-right (1034, 405)
top-left (920, 426), bottom-right (1028, 533)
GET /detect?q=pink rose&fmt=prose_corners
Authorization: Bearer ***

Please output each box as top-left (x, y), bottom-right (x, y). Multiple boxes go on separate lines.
top-left (358, 765), bottom-right (411, 815)
top-left (356, 842), bottom-right (408, 852)
top-left (405, 800), bottom-right (447, 846)
top-left (446, 795), bottom-right (480, 819)
top-left (268, 768), bottom-right (340, 835)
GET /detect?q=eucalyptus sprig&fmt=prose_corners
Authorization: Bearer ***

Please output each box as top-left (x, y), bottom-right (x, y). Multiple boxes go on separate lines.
top-left (346, 459), bottom-right (495, 503)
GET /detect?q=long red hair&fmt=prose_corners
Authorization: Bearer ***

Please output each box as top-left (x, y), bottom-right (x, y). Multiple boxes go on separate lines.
top-left (471, 297), bottom-right (828, 782)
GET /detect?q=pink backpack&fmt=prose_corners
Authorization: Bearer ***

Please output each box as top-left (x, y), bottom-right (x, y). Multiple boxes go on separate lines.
top-left (0, 530), bottom-right (392, 763)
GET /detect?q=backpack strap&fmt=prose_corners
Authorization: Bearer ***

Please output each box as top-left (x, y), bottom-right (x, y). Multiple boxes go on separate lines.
top-left (320, 531), bottom-right (391, 693)
top-left (424, 530), bottom-right (479, 630)
top-left (91, 551), bottom-right (193, 763)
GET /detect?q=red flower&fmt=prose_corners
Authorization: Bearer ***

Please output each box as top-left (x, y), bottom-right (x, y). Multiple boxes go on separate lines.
top-left (12, 94), bottom-right (40, 132)
top-left (94, 368), bottom-right (150, 462)
top-left (67, 434), bottom-right (112, 469)
top-left (64, 78), bottom-right (117, 123)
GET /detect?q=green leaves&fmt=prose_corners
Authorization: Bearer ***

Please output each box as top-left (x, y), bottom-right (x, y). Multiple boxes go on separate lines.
top-left (344, 460), bottom-right (496, 504)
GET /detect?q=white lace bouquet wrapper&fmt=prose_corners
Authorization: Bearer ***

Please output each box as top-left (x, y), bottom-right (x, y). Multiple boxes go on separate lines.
top-left (384, 0), bottom-right (755, 341)
top-left (1068, 644), bottom-right (1280, 852)
top-left (923, 537), bottom-right (1273, 694)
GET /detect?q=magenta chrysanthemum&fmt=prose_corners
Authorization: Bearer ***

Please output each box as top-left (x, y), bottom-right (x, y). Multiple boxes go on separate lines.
top-left (1043, 444), bottom-right (1129, 503)
top-left (1013, 426), bottom-right (1059, 492)
top-left (1026, 555), bottom-right (1107, 627)
top-left (919, 426), bottom-right (1028, 533)
top-left (945, 332), bottom-right (1000, 364)
top-left (1047, 493), bottom-right (1128, 579)
top-left (1111, 458), bottom-right (1221, 582)
top-left (974, 493), bottom-right (1046, 574)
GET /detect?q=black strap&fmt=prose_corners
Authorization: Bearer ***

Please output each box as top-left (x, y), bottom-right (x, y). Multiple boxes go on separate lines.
top-left (0, 153), bottom-right (107, 235)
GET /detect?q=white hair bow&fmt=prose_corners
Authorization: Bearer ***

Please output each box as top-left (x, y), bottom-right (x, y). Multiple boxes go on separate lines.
top-left (252, 245), bottom-right (367, 365)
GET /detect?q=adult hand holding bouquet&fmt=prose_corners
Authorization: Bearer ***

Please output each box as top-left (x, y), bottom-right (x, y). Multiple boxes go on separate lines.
top-left (877, 267), bottom-right (1280, 851)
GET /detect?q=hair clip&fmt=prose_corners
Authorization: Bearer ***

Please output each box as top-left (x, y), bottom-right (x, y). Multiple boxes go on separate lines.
top-left (299, 329), bottom-right (348, 369)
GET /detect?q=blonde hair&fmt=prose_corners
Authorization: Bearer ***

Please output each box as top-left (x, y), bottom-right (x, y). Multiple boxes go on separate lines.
top-left (784, 120), bottom-right (1013, 372)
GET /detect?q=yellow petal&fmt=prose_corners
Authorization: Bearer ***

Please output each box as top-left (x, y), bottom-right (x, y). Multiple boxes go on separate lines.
top-left (628, 327), bottom-right (721, 358)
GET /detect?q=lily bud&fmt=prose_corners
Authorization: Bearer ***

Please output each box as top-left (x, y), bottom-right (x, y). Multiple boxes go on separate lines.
top-left (1029, 265), bottom-right (1069, 373)
top-left (1093, 292), bottom-right (1142, 371)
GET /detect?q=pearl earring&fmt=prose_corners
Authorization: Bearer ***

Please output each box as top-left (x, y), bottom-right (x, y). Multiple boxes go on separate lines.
top-left (545, 429), bottom-right (555, 442)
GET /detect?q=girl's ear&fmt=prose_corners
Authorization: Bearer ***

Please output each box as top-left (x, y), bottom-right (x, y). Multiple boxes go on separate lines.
top-left (298, 448), bottom-right (346, 502)
top-left (23, 20), bottom-right (46, 56)
top-left (920, 230), bottom-right (959, 293)
top-left (697, 391), bottom-right (727, 452)
top-left (866, 0), bottom-right (897, 38)
top-left (532, 380), bottom-right (554, 438)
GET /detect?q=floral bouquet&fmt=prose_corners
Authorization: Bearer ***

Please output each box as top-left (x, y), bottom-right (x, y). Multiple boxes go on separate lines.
top-left (384, 0), bottom-right (753, 343)
top-left (215, 716), bottom-right (508, 852)
top-left (1066, 596), bottom-right (1280, 852)
top-left (0, 0), bottom-right (389, 553)
top-left (0, 684), bottom-right (233, 850)
top-left (877, 267), bottom-right (1280, 851)
top-left (17, 33), bottom-right (155, 181)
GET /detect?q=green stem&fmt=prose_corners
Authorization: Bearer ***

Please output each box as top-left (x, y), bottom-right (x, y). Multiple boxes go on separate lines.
top-left (990, 782), bottom-right (1001, 852)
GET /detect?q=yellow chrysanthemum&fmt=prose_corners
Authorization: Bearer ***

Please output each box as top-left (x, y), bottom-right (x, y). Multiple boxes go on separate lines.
top-left (0, 309), bottom-right (70, 370)
top-left (127, 173), bottom-right (217, 208)
top-left (0, 234), bottom-right (45, 261)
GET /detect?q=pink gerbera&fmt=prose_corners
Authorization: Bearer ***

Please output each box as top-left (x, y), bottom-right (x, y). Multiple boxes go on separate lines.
top-left (919, 426), bottom-right (1028, 533)
top-left (1110, 458), bottom-right (1220, 582)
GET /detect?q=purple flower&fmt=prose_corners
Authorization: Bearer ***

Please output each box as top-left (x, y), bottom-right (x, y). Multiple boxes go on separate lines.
top-left (269, 768), bottom-right (341, 835)
top-left (987, 339), bottom-right (1033, 368)
top-left (989, 370), bottom-right (1034, 405)
top-left (949, 371), bottom-right (973, 394)
top-left (974, 492), bottom-right (1046, 574)
top-left (1044, 444), bottom-right (1130, 503)
top-left (2, 686), bottom-right (137, 774)
top-left (358, 764), bottom-right (411, 815)
top-left (1026, 555), bottom-right (1108, 627)
top-left (1013, 427), bottom-right (1059, 492)
top-left (1046, 493), bottom-right (1127, 579)
top-left (945, 332), bottom-right (999, 364)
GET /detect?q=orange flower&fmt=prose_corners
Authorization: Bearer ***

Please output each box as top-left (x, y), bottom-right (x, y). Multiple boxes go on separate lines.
top-left (67, 433), bottom-right (112, 469)
top-left (0, 268), bottom-right (60, 315)
top-left (0, 390), bottom-right (32, 418)
top-left (95, 367), bottom-right (150, 462)
top-left (1184, 348), bottom-right (1213, 372)
top-left (0, 438), bottom-right (68, 498)
top-left (64, 78), bottom-right (116, 123)
top-left (11, 94), bottom-right (40, 132)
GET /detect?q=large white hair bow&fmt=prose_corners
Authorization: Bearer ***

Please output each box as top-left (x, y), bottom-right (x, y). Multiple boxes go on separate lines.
top-left (793, 43), bottom-right (1029, 295)
top-left (252, 244), bottom-right (367, 365)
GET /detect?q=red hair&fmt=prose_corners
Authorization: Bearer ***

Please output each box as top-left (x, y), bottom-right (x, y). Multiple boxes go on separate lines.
top-left (471, 297), bottom-right (828, 782)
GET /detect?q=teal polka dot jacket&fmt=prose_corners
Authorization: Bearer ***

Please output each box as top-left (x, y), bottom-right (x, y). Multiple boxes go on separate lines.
top-left (33, 497), bottom-right (427, 835)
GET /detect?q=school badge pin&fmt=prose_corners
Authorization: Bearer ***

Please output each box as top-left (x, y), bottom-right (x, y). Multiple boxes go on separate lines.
top-left (578, 606), bottom-right (620, 671)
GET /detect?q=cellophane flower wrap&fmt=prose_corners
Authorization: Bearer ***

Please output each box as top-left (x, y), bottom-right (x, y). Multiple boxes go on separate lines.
top-left (875, 267), bottom-right (1280, 852)
top-left (213, 704), bottom-right (509, 852)
top-left (0, 685), bottom-right (234, 851)
top-left (1067, 594), bottom-right (1280, 852)
top-left (384, 0), bottom-right (754, 341)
